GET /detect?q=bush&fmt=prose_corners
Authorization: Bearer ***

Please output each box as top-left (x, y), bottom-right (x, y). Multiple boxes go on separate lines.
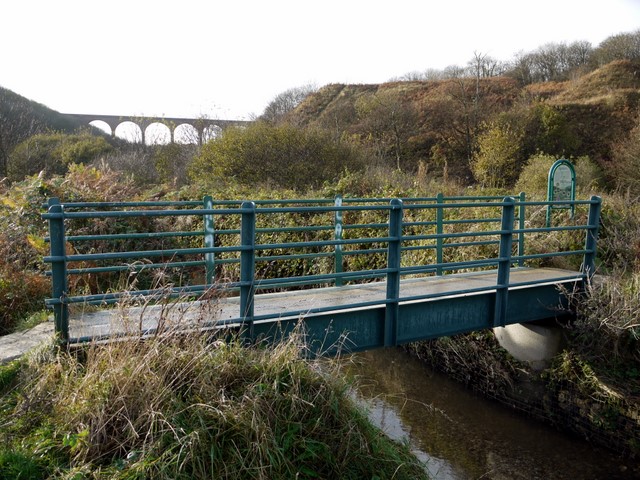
top-left (610, 112), bottom-right (640, 192)
top-left (189, 122), bottom-right (365, 191)
top-left (8, 132), bottom-right (112, 181)
top-left (471, 122), bottom-right (523, 188)
top-left (596, 193), bottom-right (640, 274)
top-left (515, 153), bottom-right (603, 197)
top-left (523, 103), bottom-right (581, 158)
top-left (97, 143), bottom-right (198, 187)
top-left (0, 255), bottom-right (49, 334)
top-left (0, 165), bottom-right (144, 333)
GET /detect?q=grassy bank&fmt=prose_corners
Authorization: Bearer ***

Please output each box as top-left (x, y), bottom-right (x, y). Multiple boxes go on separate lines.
top-left (0, 330), bottom-right (428, 479)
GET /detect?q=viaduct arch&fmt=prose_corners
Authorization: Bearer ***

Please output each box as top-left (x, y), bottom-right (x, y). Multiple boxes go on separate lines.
top-left (63, 113), bottom-right (251, 145)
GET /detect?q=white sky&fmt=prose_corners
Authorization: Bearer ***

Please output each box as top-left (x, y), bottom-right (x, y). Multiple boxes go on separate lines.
top-left (1, 0), bottom-right (639, 120)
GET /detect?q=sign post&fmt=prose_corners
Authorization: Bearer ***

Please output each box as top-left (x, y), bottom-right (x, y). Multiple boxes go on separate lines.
top-left (546, 159), bottom-right (576, 227)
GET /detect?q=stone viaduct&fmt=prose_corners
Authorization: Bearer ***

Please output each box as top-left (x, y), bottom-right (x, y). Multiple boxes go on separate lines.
top-left (63, 113), bottom-right (251, 145)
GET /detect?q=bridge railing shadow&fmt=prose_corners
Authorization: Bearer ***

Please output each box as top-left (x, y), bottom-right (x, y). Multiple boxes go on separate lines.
top-left (42, 194), bottom-right (602, 344)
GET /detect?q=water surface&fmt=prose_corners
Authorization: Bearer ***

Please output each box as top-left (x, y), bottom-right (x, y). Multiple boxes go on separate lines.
top-left (345, 348), bottom-right (637, 480)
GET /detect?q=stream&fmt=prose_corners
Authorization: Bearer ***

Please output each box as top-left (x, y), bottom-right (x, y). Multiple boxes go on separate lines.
top-left (344, 348), bottom-right (638, 480)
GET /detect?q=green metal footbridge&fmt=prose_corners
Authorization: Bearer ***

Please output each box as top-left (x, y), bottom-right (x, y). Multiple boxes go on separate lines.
top-left (43, 194), bottom-right (601, 355)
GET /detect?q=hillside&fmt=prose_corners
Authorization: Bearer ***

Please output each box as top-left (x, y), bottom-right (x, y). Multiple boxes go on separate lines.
top-left (0, 86), bottom-right (87, 177)
top-left (288, 60), bottom-right (640, 182)
top-left (0, 86), bottom-right (84, 132)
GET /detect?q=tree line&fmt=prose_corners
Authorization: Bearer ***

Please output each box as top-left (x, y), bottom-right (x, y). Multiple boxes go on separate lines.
top-left (395, 29), bottom-right (640, 84)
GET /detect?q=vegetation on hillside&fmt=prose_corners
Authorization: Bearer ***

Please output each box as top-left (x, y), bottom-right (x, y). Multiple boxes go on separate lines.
top-left (0, 87), bottom-right (87, 178)
top-left (288, 59), bottom-right (640, 185)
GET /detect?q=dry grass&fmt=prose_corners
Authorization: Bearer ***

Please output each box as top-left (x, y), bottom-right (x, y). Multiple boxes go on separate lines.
top-left (0, 310), bottom-right (428, 479)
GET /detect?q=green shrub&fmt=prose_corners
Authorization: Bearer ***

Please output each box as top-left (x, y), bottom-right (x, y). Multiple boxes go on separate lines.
top-left (8, 132), bottom-right (112, 181)
top-left (515, 153), bottom-right (558, 195)
top-left (189, 122), bottom-right (365, 191)
top-left (515, 153), bottom-right (603, 197)
top-left (471, 121), bottom-right (523, 188)
top-left (610, 112), bottom-right (640, 191)
top-left (524, 103), bottom-right (581, 158)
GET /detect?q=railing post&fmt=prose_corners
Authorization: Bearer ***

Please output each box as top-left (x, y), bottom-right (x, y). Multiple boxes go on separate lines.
top-left (581, 195), bottom-right (602, 281)
top-left (385, 199), bottom-right (403, 347)
top-left (47, 198), bottom-right (69, 343)
top-left (436, 193), bottom-right (444, 276)
top-left (517, 192), bottom-right (526, 267)
top-left (240, 201), bottom-right (256, 340)
top-left (494, 197), bottom-right (515, 328)
top-left (334, 195), bottom-right (343, 287)
top-left (203, 195), bottom-right (215, 285)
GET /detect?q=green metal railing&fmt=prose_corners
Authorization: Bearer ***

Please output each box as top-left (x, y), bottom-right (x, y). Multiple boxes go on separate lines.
top-left (42, 194), bottom-right (602, 343)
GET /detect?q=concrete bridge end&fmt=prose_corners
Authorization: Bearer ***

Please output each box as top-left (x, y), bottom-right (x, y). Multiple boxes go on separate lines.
top-left (493, 322), bottom-right (563, 371)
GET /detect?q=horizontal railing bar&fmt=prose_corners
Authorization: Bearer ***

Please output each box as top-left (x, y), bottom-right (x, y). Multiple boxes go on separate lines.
top-left (255, 205), bottom-right (396, 214)
top-left (256, 251), bottom-right (335, 262)
top-left (63, 231), bottom-right (203, 242)
top-left (46, 196), bottom-right (597, 213)
top-left (512, 249), bottom-right (590, 261)
top-left (256, 225), bottom-right (334, 234)
top-left (511, 225), bottom-right (590, 234)
top-left (400, 258), bottom-right (500, 274)
top-left (50, 196), bottom-right (524, 211)
top-left (404, 240), bottom-right (500, 251)
top-left (54, 246), bottom-right (591, 277)
top-left (343, 223), bottom-right (389, 230)
top-left (46, 201), bottom-right (204, 209)
top-left (62, 260), bottom-right (206, 275)
top-left (58, 222), bottom-right (591, 245)
top-left (405, 230), bottom-right (504, 241)
top-left (43, 207), bottom-right (251, 219)
top-left (403, 201), bottom-right (511, 210)
top-left (518, 199), bottom-right (598, 207)
top-left (44, 245), bottom-right (251, 263)
top-left (42, 204), bottom-right (407, 221)
top-left (254, 268), bottom-right (392, 288)
top-left (401, 244), bottom-right (437, 252)
top-left (442, 217), bottom-right (501, 225)
top-left (45, 283), bottom-right (243, 306)
top-left (254, 236), bottom-right (396, 251)
top-left (441, 195), bottom-right (509, 201)
top-left (403, 221), bottom-right (437, 228)
top-left (341, 248), bottom-right (387, 256)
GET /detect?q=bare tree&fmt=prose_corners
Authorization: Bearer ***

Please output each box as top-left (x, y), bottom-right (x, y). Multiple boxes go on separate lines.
top-left (355, 89), bottom-right (418, 171)
top-left (261, 84), bottom-right (318, 124)
top-left (467, 51), bottom-right (503, 78)
top-left (595, 30), bottom-right (640, 65)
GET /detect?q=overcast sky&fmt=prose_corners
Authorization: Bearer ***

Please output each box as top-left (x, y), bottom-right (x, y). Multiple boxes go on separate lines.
top-left (2, 0), bottom-right (639, 120)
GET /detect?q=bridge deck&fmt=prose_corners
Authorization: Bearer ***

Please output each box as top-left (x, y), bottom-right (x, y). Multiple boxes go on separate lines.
top-left (67, 267), bottom-right (581, 345)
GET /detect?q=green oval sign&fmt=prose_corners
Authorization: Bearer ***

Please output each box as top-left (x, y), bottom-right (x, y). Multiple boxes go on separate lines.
top-left (546, 159), bottom-right (576, 226)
